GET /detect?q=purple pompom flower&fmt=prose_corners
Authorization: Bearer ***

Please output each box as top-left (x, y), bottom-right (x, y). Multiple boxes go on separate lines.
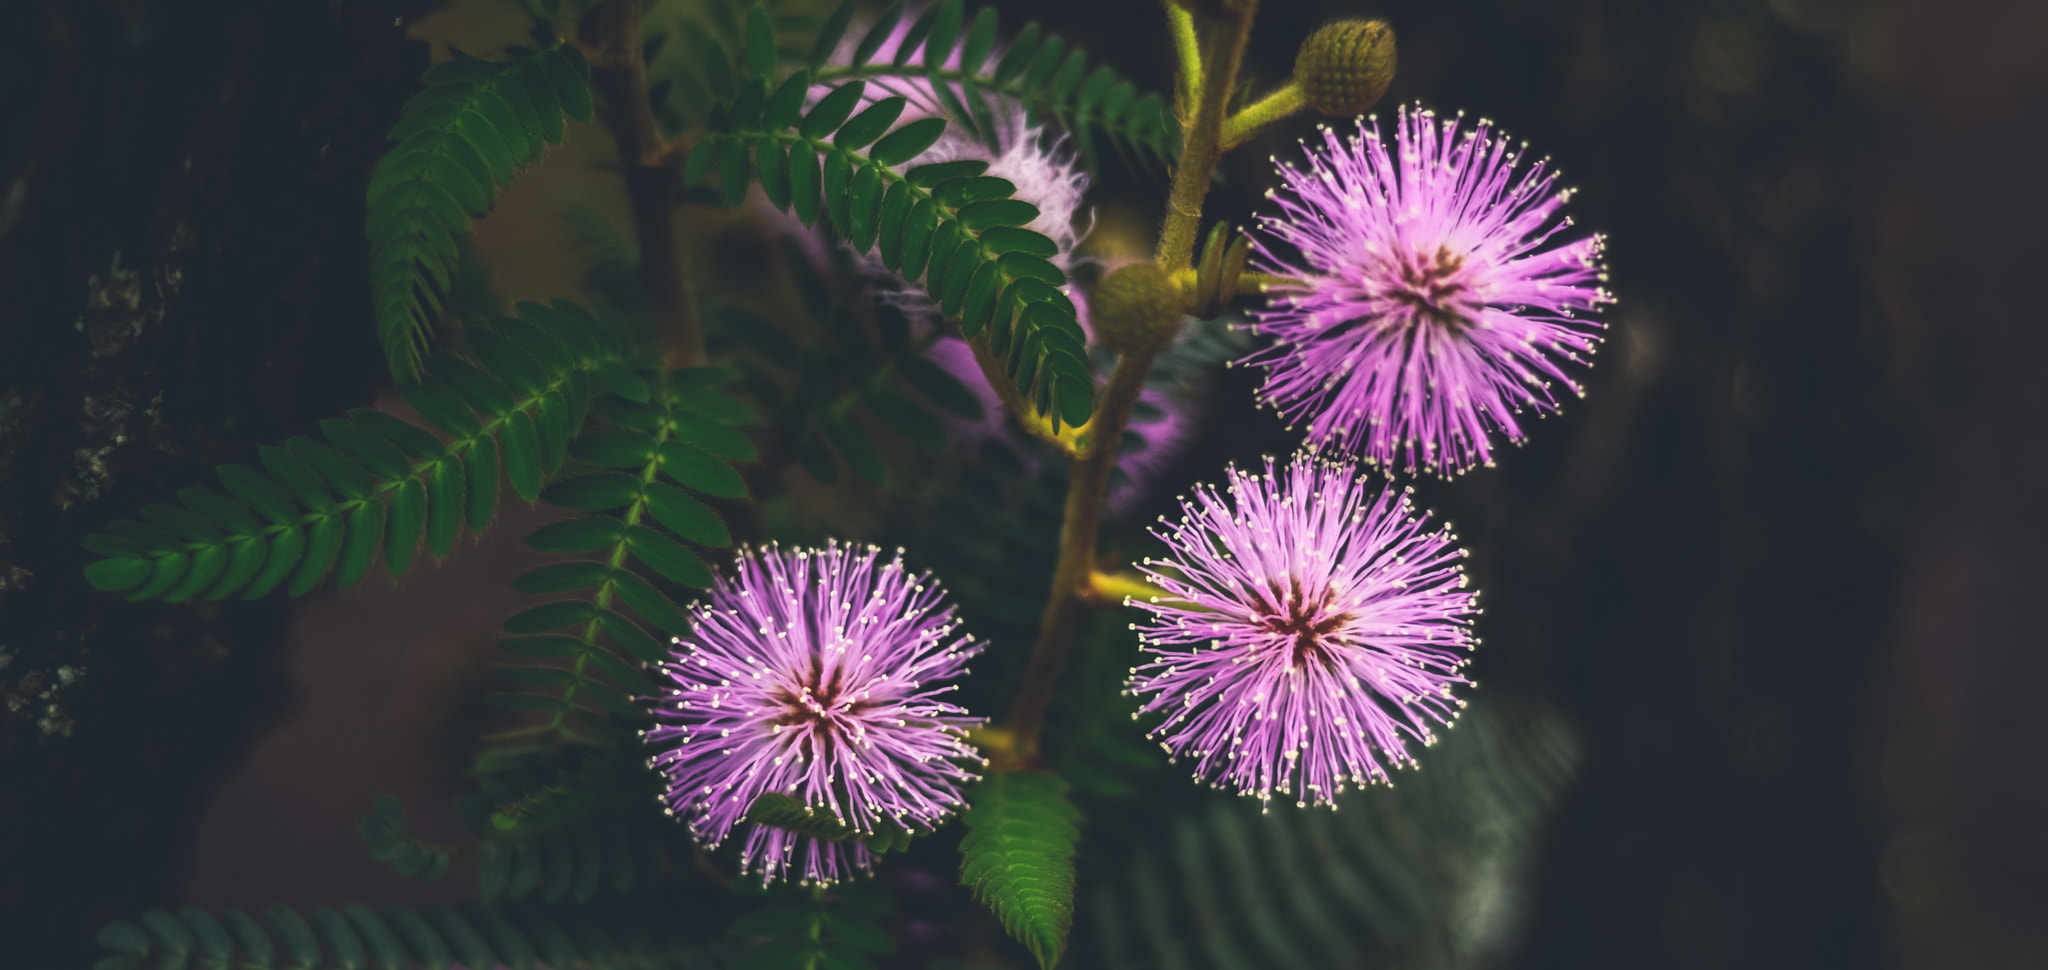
top-left (1242, 106), bottom-right (1611, 475)
top-left (1125, 454), bottom-right (1477, 807)
top-left (644, 542), bottom-right (985, 885)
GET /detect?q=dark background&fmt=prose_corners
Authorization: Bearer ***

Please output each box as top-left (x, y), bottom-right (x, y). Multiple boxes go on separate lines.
top-left (4, 0), bottom-right (2045, 966)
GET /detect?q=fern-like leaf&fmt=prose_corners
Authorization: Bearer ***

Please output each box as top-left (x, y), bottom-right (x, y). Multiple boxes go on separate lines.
top-left (492, 367), bottom-right (757, 749)
top-left (81, 302), bottom-right (634, 603)
top-left (959, 770), bottom-right (1082, 970)
top-left (803, 0), bottom-right (1179, 171)
top-left (697, 74), bottom-right (1095, 428)
top-left (1081, 700), bottom-right (1581, 970)
top-left (729, 886), bottom-right (897, 970)
top-left (92, 898), bottom-right (705, 970)
top-left (369, 46), bottom-right (593, 381)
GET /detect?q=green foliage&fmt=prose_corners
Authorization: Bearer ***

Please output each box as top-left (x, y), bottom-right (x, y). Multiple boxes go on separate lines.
top-left (741, 792), bottom-right (931, 856)
top-left (361, 752), bottom-right (673, 905)
top-left (81, 303), bottom-right (633, 603)
top-left (805, 0), bottom-right (1180, 172)
top-left (729, 885), bottom-right (896, 970)
top-left (369, 46), bottom-right (593, 381)
top-left (92, 898), bottom-right (708, 970)
top-left (357, 795), bottom-right (456, 882)
top-left (725, 237), bottom-right (986, 488)
top-left (959, 770), bottom-right (1083, 970)
top-left (466, 762), bottom-right (673, 904)
top-left (491, 367), bottom-right (756, 752)
top-left (693, 62), bottom-right (1096, 429)
top-left (1079, 700), bottom-right (1582, 970)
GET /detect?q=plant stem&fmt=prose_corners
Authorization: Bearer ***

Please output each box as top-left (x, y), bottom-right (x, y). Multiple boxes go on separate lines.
top-left (1084, 570), bottom-right (1170, 606)
top-left (1155, 3), bottom-right (1258, 272)
top-left (588, 0), bottom-right (702, 369)
top-left (1166, 1), bottom-right (1202, 113)
top-left (1004, 1), bottom-right (1260, 760)
top-left (1219, 80), bottom-right (1305, 149)
top-left (1004, 348), bottom-right (1159, 758)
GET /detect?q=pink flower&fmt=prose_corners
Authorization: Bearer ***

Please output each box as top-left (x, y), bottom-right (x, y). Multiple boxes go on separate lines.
top-left (1126, 454), bottom-right (1478, 807)
top-left (1241, 107), bottom-right (1611, 475)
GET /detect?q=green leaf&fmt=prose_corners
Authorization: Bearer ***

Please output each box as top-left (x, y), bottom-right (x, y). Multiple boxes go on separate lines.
top-left (624, 525), bottom-right (714, 587)
top-left (744, 4), bottom-right (776, 79)
top-left (525, 516), bottom-right (625, 553)
top-left (86, 558), bottom-right (153, 593)
top-left (642, 482), bottom-right (732, 547)
top-left (833, 97), bottom-right (906, 151)
top-left (658, 442), bottom-right (747, 498)
top-left (720, 138), bottom-right (752, 208)
top-left (958, 771), bottom-right (1081, 970)
top-left (337, 499), bottom-right (386, 588)
top-left (905, 159), bottom-right (988, 186)
top-left (512, 561), bottom-right (612, 594)
top-left (569, 429), bottom-right (658, 468)
top-left (850, 1), bottom-right (906, 68)
top-left (743, 792), bottom-right (855, 841)
top-left (788, 145), bottom-right (822, 226)
top-left (465, 435), bottom-right (499, 533)
top-left (922, 0), bottom-right (964, 68)
top-left (809, 0), bottom-right (858, 69)
top-left (426, 458), bottom-right (465, 558)
top-left (206, 536), bottom-right (269, 600)
top-left (289, 514), bottom-right (347, 596)
top-left (242, 526), bottom-right (305, 599)
top-left (800, 82), bottom-right (867, 140)
top-left (609, 570), bottom-right (689, 635)
top-left (978, 226), bottom-right (1059, 257)
top-left (869, 116), bottom-right (947, 167)
top-left (385, 478), bottom-right (426, 578)
top-left (957, 198), bottom-right (1039, 230)
top-left (502, 410), bottom-right (543, 502)
top-left (540, 472), bottom-right (642, 511)
top-left (504, 600), bottom-right (598, 634)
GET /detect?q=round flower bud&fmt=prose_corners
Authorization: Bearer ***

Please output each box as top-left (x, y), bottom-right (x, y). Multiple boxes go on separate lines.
top-left (1091, 263), bottom-right (1183, 357)
top-left (1294, 20), bottom-right (1397, 117)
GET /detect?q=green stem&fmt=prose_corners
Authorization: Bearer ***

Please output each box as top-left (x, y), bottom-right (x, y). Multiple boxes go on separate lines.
top-left (1085, 570), bottom-right (1170, 606)
top-left (1002, 2), bottom-right (1260, 760)
top-left (1155, 3), bottom-right (1258, 272)
top-left (1003, 348), bottom-right (1159, 758)
top-left (1167, 1), bottom-right (1202, 112)
top-left (1219, 80), bottom-right (1305, 149)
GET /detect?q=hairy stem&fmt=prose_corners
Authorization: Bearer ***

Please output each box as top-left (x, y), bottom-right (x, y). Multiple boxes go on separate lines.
top-left (1220, 80), bottom-right (1305, 149)
top-left (1005, 349), bottom-right (1159, 757)
top-left (588, 0), bottom-right (702, 368)
top-left (1167, 1), bottom-right (1202, 115)
top-left (1004, 3), bottom-right (1260, 759)
top-left (1155, 3), bottom-right (1258, 272)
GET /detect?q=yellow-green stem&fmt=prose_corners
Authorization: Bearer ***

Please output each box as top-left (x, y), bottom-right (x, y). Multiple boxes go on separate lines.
top-left (1219, 80), bottom-right (1306, 149)
top-left (1155, 4), bottom-right (1258, 272)
top-left (1086, 570), bottom-right (1170, 605)
top-left (1167, 1), bottom-right (1202, 113)
top-left (1004, 349), bottom-right (1161, 758)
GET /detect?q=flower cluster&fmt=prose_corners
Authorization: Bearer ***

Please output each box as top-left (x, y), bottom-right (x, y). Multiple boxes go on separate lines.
top-left (1241, 106), bottom-right (1610, 476)
top-left (644, 542), bottom-right (985, 885)
top-left (1125, 453), bottom-right (1478, 807)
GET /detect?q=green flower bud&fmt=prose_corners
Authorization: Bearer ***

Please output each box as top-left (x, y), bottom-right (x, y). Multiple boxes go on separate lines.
top-left (1294, 20), bottom-right (1397, 117)
top-left (1092, 263), bottom-right (1182, 357)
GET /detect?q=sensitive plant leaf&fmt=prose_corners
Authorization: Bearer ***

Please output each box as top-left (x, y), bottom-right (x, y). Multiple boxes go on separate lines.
top-left (959, 771), bottom-right (1081, 970)
top-left (369, 46), bottom-right (592, 381)
top-left (82, 306), bottom-right (635, 604)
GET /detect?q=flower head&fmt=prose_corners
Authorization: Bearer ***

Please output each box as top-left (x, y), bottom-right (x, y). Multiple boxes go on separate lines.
top-left (644, 542), bottom-right (985, 884)
top-left (1242, 106), bottom-right (1610, 475)
top-left (1125, 454), bottom-right (1477, 807)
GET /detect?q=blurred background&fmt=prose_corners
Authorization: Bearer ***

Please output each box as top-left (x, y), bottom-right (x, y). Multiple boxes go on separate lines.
top-left (4, 0), bottom-right (2046, 966)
